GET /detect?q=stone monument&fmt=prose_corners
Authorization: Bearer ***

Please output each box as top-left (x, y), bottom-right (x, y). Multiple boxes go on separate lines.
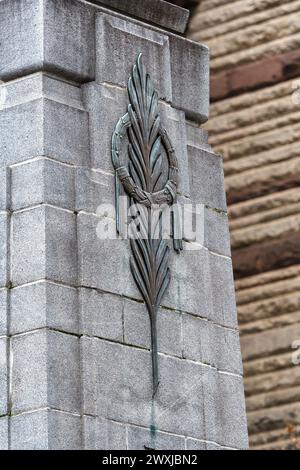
top-left (0, 0), bottom-right (248, 450)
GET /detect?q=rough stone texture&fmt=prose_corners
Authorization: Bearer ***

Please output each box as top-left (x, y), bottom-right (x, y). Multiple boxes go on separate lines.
top-left (10, 410), bottom-right (82, 450)
top-left (10, 282), bottom-right (78, 335)
top-left (127, 426), bottom-right (186, 450)
top-left (11, 158), bottom-right (75, 211)
top-left (0, 0), bottom-right (247, 450)
top-left (83, 416), bottom-right (126, 450)
top-left (90, 0), bottom-right (189, 34)
top-left (0, 168), bottom-right (8, 211)
top-left (79, 288), bottom-right (123, 341)
top-left (0, 289), bottom-right (7, 336)
top-left (0, 95), bottom-right (89, 168)
top-left (0, 338), bottom-right (7, 416)
top-left (11, 205), bottom-right (77, 286)
top-left (0, 214), bottom-right (8, 288)
top-left (182, 314), bottom-right (243, 375)
top-left (11, 330), bottom-right (80, 414)
top-left (124, 300), bottom-right (182, 357)
top-left (189, 0), bottom-right (300, 450)
top-left (188, 148), bottom-right (227, 211)
top-left (0, 417), bottom-right (8, 450)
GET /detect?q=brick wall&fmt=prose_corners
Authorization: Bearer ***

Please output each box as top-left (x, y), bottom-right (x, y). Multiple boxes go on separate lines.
top-left (189, 0), bottom-right (300, 450)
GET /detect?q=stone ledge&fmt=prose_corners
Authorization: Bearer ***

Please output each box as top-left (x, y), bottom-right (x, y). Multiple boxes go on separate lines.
top-left (89, 0), bottom-right (189, 33)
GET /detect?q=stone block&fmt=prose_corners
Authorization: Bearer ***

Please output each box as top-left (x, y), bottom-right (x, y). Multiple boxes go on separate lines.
top-left (209, 253), bottom-right (238, 328)
top-left (186, 122), bottom-right (211, 152)
top-left (0, 338), bottom-right (7, 416)
top-left (0, 213), bottom-right (8, 288)
top-left (163, 245), bottom-right (213, 319)
top-left (127, 426), bottom-right (185, 450)
top-left (90, 0), bottom-right (189, 34)
top-left (188, 148), bottom-right (227, 212)
top-left (82, 82), bottom-right (127, 173)
top-left (0, 0), bottom-right (43, 81)
top-left (81, 337), bottom-right (207, 439)
top-left (182, 314), bottom-right (243, 375)
top-left (10, 409), bottom-right (82, 450)
top-left (10, 281), bottom-right (78, 335)
top-left (83, 416), bottom-right (126, 450)
top-left (43, 98), bottom-right (89, 166)
top-left (11, 330), bottom-right (80, 414)
top-left (0, 0), bottom-right (94, 82)
top-left (11, 158), bottom-right (75, 211)
top-left (76, 168), bottom-right (115, 214)
top-left (0, 98), bottom-right (88, 167)
top-left (0, 100), bottom-right (43, 167)
top-left (2, 73), bottom-right (84, 111)
top-left (44, 0), bottom-right (95, 81)
top-left (124, 299), bottom-right (182, 357)
top-left (0, 416), bottom-right (8, 450)
top-left (95, 13), bottom-right (172, 102)
top-left (185, 438), bottom-right (206, 450)
top-left (0, 167), bottom-right (8, 210)
top-left (79, 288), bottom-right (123, 341)
top-left (204, 207), bottom-right (231, 257)
top-left (203, 369), bottom-right (248, 449)
top-left (169, 35), bottom-right (209, 123)
top-left (0, 289), bottom-right (7, 336)
top-left (11, 205), bottom-right (77, 286)
top-left (77, 212), bottom-right (139, 299)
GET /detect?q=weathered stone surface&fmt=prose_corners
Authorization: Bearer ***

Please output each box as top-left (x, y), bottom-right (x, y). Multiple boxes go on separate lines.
top-left (0, 214), bottom-right (8, 288)
top-left (79, 288), bottom-right (123, 341)
top-left (182, 314), bottom-right (243, 375)
top-left (169, 35), bottom-right (209, 122)
top-left (10, 281), bottom-right (78, 335)
top-left (83, 416), bottom-right (126, 450)
top-left (90, 0), bottom-right (189, 34)
top-left (209, 253), bottom-right (238, 328)
top-left (11, 330), bottom-right (80, 414)
top-left (10, 409), bottom-right (82, 450)
top-left (0, 0), bottom-right (247, 451)
top-left (0, 0), bottom-right (43, 81)
top-left (0, 98), bottom-right (88, 167)
top-left (0, 0), bottom-right (94, 82)
top-left (2, 72), bottom-right (84, 112)
top-left (188, 148), bottom-right (227, 211)
top-left (44, 0), bottom-right (95, 81)
top-left (204, 207), bottom-right (231, 257)
top-left (82, 82), bottom-right (127, 173)
top-left (0, 289), bottom-right (7, 336)
top-left (163, 245), bottom-right (211, 318)
top-left (127, 426), bottom-right (186, 450)
top-left (185, 438), bottom-right (206, 450)
top-left (0, 338), bottom-right (7, 416)
top-left (11, 205), bottom-right (77, 286)
top-left (124, 299), bottom-right (182, 357)
top-left (76, 168), bottom-right (115, 214)
top-left (77, 212), bottom-right (139, 299)
top-left (11, 158), bottom-right (75, 211)
top-left (81, 337), bottom-right (207, 439)
top-left (95, 13), bottom-right (172, 102)
top-left (0, 416), bottom-right (8, 450)
top-left (203, 369), bottom-right (248, 448)
top-left (0, 168), bottom-right (8, 211)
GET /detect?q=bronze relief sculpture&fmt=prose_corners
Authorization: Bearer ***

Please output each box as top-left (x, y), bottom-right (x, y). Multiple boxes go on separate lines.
top-left (112, 54), bottom-right (182, 395)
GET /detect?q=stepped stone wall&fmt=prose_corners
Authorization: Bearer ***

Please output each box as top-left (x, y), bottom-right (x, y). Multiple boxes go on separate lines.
top-left (189, 0), bottom-right (300, 450)
top-left (0, 0), bottom-right (248, 450)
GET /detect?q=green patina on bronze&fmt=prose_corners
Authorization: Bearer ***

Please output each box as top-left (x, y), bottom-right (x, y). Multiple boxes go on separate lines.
top-left (112, 54), bottom-right (182, 396)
